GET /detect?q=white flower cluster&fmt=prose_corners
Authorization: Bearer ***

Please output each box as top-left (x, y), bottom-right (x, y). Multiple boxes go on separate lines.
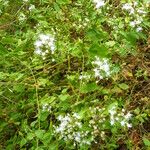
top-left (54, 113), bottom-right (92, 146)
top-left (53, 106), bottom-right (133, 146)
top-left (34, 34), bottom-right (55, 59)
top-left (122, 3), bottom-right (135, 15)
top-left (122, 2), bottom-right (147, 32)
top-left (109, 106), bottom-right (132, 128)
top-left (92, 56), bottom-right (110, 79)
top-left (89, 107), bottom-right (106, 140)
top-left (93, 0), bottom-right (105, 9)
top-left (42, 103), bottom-right (51, 112)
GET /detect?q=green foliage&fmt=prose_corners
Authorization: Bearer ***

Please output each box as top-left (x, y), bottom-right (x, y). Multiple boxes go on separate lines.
top-left (0, 0), bottom-right (149, 149)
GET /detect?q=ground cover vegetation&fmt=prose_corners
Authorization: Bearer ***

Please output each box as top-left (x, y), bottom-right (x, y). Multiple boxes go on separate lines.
top-left (0, 0), bottom-right (150, 149)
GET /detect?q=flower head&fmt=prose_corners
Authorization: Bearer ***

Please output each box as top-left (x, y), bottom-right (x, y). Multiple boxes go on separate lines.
top-left (93, 0), bottom-right (105, 9)
top-left (34, 33), bottom-right (55, 59)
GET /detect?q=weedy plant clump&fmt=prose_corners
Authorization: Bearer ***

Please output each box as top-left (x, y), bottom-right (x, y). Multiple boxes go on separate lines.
top-left (0, 0), bottom-right (150, 149)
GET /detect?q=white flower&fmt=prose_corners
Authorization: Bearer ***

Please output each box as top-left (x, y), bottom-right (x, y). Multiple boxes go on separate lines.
top-left (57, 115), bottom-right (63, 121)
top-left (55, 125), bottom-right (65, 133)
top-left (110, 119), bottom-right (115, 125)
top-left (85, 141), bottom-right (91, 145)
top-left (129, 8), bottom-right (134, 14)
top-left (89, 120), bottom-right (95, 124)
top-left (42, 104), bottom-right (51, 112)
top-left (39, 34), bottom-right (50, 42)
top-left (34, 40), bottom-right (43, 47)
top-left (23, 0), bottom-right (28, 2)
top-left (100, 131), bottom-right (105, 138)
top-left (92, 57), bottom-right (111, 79)
top-left (79, 72), bottom-right (91, 80)
top-left (133, 2), bottom-right (138, 6)
top-left (122, 3), bottom-right (134, 15)
top-left (125, 112), bottom-right (132, 120)
top-left (63, 115), bottom-right (71, 122)
top-left (52, 58), bottom-right (55, 62)
top-left (115, 117), bottom-right (119, 121)
top-left (93, 0), bottom-right (105, 9)
top-left (122, 3), bottom-right (132, 10)
top-left (35, 48), bottom-right (41, 55)
top-left (130, 21), bottom-right (136, 27)
top-left (122, 109), bottom-right (125, 112)
top-left (135, 19), bottom-right (142, 25)
top-left (109, 107), bottom-right (116, 115)
top-left (73, 113), bottom-right (80, 119)
top-left (120, 120), bottom-right (125, 126)
top-left (93, 68), bottom-right (103, 79)
top-left (29, 4), bottom-right (35, 11)
top-left (34, 33), bottom-right (55, 58)
top-left (137, 9), bottom-right (146, 14)
top-left (75, 122), bottom-right (82, 128)
top-left (127, 123), bottom-right (132, 128)
top-left (136, 27), bottom-right (143, 32)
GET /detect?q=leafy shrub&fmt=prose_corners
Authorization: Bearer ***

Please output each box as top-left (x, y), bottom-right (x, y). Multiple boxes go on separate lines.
top-left (0, 0), bottom-right (150, 149)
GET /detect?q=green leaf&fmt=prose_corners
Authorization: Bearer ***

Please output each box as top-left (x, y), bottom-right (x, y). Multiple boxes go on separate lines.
top-left (59, 94), bottom-right (69, 101)
top-left (42, 132), bottom-right (52, 145)
top-left (13, 84), bottom-right (25, 93)
top-left (126, 31), bottom-right (139, 45)
top-left (89, 44), bottom-right (108, 58)
top-left (26, 133), bottom-right (35, 140)
top-left (0, 44), bottom-right (7, 55)
top-left (143, 138), bottom-right (150, 146)
top-left (20, 138), bottom-right (27, 147)
top-left (40, 111), bottom-right (49, 121)
top-left (53, 2), bottom-right (60, 11)
top-left (86, 29), bottom-right (108, 41)
top-left (38, 78), bottom-right (49, 86)
top-left (56, 0), bottom-right (70, 5)
top-left (80, 82), bottom-right (99, 93)
top-left (118, 83), bottom-right (129, 90)
top-left (1, 37), bottom-right (16, 44)
top-left (35, 130), bottom-right (45, 139)
top-left (108, 102), bottom-right (118, 110)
